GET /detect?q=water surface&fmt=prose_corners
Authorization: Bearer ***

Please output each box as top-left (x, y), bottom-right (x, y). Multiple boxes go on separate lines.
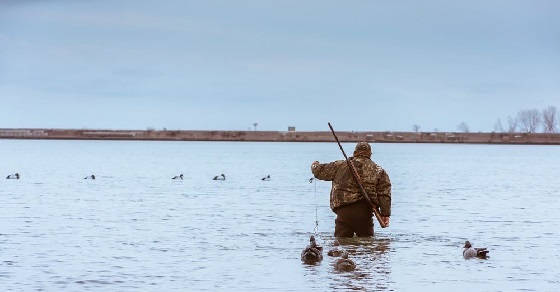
top-left (1, 140), bottom-right (559, 291)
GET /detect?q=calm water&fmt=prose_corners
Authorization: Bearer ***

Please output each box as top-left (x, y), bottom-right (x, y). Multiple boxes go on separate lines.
top-left (1, 140), bottom-right (559, 291)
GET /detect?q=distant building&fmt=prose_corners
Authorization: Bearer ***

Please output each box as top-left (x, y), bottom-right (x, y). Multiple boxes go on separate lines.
top-left (288, 126), bottom-right (296, 132)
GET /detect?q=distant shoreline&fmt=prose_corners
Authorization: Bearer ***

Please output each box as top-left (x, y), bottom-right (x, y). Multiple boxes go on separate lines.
top-left (1, 128), bottom-right (560, 145)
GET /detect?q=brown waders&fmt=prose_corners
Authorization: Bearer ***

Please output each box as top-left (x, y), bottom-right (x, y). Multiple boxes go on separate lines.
top-left (334, 200), bottom-right (374, 237)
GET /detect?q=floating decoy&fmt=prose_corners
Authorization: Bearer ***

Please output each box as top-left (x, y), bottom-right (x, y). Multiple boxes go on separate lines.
top-left (334, 251), bottom-right (356, 272)
top-left (327, 240), bottom-right (343, 257)
top-left (172, 174), bottom-right (184, 180)
top-left (301, 235), bottom-right (323, 264)
top-left (463, 241), bottom-right (489, 259)
top-left (309, 177), bottom-right (314, 183)
top-left (327, 248), bottom-right (344, 257)
top-left (6, 173), bottom-right (20, 179)
top-left (213, 174), bottom-right (226, 181)
top-left (261, 175), bottom-right (271, 181)
top-left (84, 174), bottom-right (95, 180)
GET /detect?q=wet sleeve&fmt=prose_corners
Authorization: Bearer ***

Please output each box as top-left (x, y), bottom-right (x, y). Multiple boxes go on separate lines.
top-left (311, 161), bottom-right (342, 181)
top-left (377, 169), bottom-right (392, 217)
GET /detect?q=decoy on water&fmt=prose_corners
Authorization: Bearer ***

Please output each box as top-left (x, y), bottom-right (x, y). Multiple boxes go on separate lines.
top-left (328, 240), bottom-right (343, 257)
top-left (301, 235), bottom-right (323, 264)
top-left (213, 174), bottom-right (226, 181)
top-left (84, 174), bottom-right (96, 180)
top-left (334, 251), bottom-right (356, 272)
top-left (327, 248), bottom-right (344, 257)
top-left (309, 177), bottom-right (314, 183)
top-left (6, 173), bottom-right (20, 179)
top-left (172, 174), bottom-right (184, 180)
top-left (463, 241), bottom-right (489, 259)
top-left (261, 175), bottom-right (271, 181)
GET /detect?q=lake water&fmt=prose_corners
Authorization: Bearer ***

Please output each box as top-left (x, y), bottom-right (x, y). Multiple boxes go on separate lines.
top-left (1, 140), bottom-right (559, 291)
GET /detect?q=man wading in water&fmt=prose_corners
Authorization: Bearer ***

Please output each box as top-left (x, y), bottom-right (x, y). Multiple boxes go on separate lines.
top-left (311, 142), bottom-right (391, 237)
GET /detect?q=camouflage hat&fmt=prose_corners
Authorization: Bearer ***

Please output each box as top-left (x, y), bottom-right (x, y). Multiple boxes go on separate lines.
top-left (353, 142), bottom-right (371, 158)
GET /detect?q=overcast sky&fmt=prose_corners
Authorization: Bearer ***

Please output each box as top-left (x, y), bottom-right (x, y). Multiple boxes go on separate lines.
top-left (1, 0), bottom-right (559, 131)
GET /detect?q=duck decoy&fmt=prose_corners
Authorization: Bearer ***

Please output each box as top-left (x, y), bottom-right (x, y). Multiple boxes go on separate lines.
top-left (334, 251), bottom-right (356, 272)
top-left (309, 177), bottom-right (314, 183)
top-left (463, 241), bottom-right (489, 259)
top-left (301, 235), bottom-right (323, 264)
top-left (6, 173), bottom-right (20, 179)
top-left (84, 174), bottom-right (95, 180)
top-left (213, 174), bottom-right (226, 181)
top-left (327, 240), bottom-right (343, 257)
top-left (172, 174), bottom-right (184, 180)
top-left (261, 175), bottom-right (271, 181)
top-left (327, 248), bottom-right (344, 257)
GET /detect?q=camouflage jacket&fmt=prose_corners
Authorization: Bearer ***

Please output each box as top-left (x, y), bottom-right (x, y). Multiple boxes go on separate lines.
top-left (311, 157), bottom-right (391, 216)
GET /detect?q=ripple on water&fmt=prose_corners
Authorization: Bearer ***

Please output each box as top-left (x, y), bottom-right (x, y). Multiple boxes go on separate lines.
top-left (1, 141), bottom-right (560, 291)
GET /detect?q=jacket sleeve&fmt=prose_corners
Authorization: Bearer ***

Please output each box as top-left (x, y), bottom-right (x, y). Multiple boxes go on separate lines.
top-left (376, 169), bottom-right (392, 216)
top-left (311, 160), bottom-right (343, 181)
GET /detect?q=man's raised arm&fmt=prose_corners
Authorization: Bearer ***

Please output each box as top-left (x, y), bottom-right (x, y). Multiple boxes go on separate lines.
top-left (311, 160), bottom-right (343, 181)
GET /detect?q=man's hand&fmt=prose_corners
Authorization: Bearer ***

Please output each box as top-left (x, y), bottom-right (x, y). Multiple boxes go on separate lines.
top-left (381, 216), bottom-right (390, 227)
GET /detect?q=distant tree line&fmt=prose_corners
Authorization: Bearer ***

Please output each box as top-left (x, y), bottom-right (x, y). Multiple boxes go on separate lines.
top-left (494, 105), bottom-right (558, 133)
top-left (412, 105), bottom-right (558, 134)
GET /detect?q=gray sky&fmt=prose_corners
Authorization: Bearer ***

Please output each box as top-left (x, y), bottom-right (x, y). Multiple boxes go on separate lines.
top-left (1, 0), bottom-right (559, 131)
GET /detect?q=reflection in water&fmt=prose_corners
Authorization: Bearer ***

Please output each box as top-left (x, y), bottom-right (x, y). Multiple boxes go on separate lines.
top-left (2, 141), bottom-right (560, 290)
top-left (323, 235), bottom-right (392, 291)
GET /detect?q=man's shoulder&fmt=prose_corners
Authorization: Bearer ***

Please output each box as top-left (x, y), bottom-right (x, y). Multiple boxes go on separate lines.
top-left (360, 159), bottom-right (385, 174)
top-left (374, 163), bottom-right (384, 174)
top-left (327, 160), bottom-right (346, 167)
top-left (313, 160), bottom-right (345, 171)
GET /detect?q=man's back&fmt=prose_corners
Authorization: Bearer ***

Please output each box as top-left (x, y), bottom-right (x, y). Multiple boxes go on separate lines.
top-left (310, 142), bottom-right (391, 237)
top-left (311, 156), bottom-right (391, 215)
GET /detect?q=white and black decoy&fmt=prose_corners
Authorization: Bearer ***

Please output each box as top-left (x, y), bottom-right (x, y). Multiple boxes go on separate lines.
top-left (172, 174), bottom-right (184, 180)
top-left (6, 173), bottom-right (20, 179)
top-left (213, 174), bottom-right (226, 181)
top-left (84, 174), bottom-right (96, 180)
top-left (261, 175), bottom-right (271, 181)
